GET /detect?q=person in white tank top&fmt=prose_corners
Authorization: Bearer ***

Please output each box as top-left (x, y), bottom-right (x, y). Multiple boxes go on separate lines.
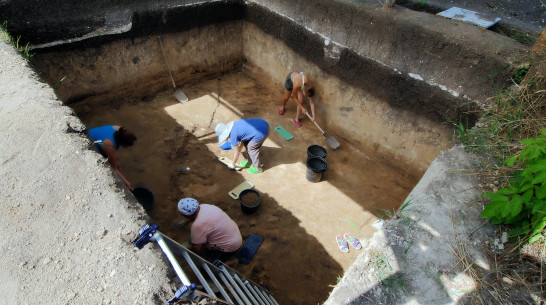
top-left (279, 71), bottom-right (317, 128)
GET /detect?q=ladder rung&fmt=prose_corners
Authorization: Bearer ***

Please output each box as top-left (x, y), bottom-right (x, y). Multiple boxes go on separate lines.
top-left (244, 282), bottom-right (268, 305)
top-left (220, 266), bottom-right (254, 305)
top-left (232, 273), bottom-right (261, 305)
top-left (202, 263), bottom-right (233, 304)
top-left (219, 272), bottom-right (246, 305)
top-left (181, 251), bottom-right (216, 296)
top-left (260, 289), bottom-right (277, 305)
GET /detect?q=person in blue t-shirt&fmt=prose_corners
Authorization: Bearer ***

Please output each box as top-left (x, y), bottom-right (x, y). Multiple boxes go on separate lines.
top-left (215, 119), bottom-right (269, 174)
top-left (88, 125), bottom-right (137, 190)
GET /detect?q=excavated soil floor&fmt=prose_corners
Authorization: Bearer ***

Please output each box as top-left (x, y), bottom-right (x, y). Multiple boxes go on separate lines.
top-left (71, 69), bottom-right (420, 305)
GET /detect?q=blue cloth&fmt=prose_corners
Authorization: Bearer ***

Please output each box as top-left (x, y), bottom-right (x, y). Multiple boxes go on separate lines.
top-left (219, 141), bottom-right (232, 150)
top-left (88, 125), bottom-right (119, 157)
top-left (229, 119), bottom-right (269, 146)
top-left (236, 234), bottom-right (263, 264)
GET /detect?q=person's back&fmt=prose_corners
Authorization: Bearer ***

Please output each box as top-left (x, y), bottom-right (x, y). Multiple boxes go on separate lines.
top-left (191, 204), bottom-right (242, 252)
top-left (87, 125), bottom-right (136, 190)
top-left (230, 118), bottom-right (269, 145)
top-left (88, 125), bottom-right (119, 156)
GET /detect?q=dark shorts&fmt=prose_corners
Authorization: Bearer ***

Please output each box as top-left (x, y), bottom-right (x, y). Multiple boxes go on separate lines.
top-left (205, 249), bottom-right (239, 263)
top-left (284, 72), bottom-right (293, 91)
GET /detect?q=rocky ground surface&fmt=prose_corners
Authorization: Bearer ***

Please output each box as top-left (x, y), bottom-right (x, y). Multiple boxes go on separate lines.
top-left (0, 1), bottom-right (544, 305)
top-left (0, 37), bottom-right (177, 304)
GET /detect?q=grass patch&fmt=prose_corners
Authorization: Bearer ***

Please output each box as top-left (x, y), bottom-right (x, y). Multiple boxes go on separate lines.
top-left (454, 41), bottom-right (545, 304)
top-left (370, 250), bottom-right (408, 291)
top-left (492, 25), bottom-right (538, 46)
top-left (455, 61), bottom-right (545, 167)
top-left (376, 198), bottom-right (418, 226)
top-left (456, 48), bottom-right (545, 243)
top-left (1, 21), bottom-right (34, 61)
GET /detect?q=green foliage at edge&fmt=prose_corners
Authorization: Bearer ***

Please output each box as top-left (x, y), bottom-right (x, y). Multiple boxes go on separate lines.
top-left (481, 130), bottom-right (546, 243)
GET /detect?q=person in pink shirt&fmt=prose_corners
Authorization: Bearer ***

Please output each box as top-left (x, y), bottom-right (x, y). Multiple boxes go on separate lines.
top-left (178, 198), bottom-right (242, 263)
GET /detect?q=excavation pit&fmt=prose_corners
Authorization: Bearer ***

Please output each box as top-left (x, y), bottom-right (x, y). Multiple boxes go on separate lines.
top-left (26, 3), bottom-right (514, 304)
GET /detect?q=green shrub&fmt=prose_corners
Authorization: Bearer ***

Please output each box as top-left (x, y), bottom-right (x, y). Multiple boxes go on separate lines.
top-left (513, 66), bottom-right (530, 84)
top-left (481, 130), bottom-right (546, 243)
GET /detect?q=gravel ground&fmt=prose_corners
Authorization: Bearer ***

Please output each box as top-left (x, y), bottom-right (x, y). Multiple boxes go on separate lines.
top-left (0, 38), bottom-right (173, 305)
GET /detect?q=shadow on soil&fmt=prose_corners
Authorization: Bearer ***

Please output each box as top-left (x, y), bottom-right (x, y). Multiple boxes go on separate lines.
top-left (70, 76), bottom-right (344, 305)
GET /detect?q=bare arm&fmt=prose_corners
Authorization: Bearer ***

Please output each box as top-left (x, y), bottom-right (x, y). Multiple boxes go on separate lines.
top-left (102, 139), bottom-right (133, 191)
top-left (292, 89), bottom-right (308, 115)
top-left (231, 142), bottom-right (243, 165)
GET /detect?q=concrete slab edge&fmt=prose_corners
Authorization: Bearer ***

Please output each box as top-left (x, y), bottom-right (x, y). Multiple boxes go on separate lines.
top-left (325, 145), bottom-right (497, 305)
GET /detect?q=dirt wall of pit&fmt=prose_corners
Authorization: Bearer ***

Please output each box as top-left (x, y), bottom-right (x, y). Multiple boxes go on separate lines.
top-left (242, 22), bottom-right (453, 173)
top-left (0, 0), bottom-right (535, 304)
top-left (245, 1), bottom-right (526, 102)
top-left (32, 21), bottom-right (245, 104)
top-left (29, 1), bottom-right (528, 174)
top-left (33, 18), bottom-right (453, 173)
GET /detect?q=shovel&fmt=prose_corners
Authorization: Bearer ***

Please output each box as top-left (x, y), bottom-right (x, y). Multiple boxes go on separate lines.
top-left (304, 112), bottom-right (341, 149)
top-left (158, 36), bottom-right (188, 103)
top-left (295, 102), bottom-right (340, 149)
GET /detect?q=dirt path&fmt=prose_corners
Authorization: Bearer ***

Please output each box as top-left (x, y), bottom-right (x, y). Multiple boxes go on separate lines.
top-left (71, 70), bottom-right (418, 305)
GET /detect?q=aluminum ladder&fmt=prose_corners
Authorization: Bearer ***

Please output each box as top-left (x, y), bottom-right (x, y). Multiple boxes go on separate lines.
top-left (135, 224), bottom-right (279, 305)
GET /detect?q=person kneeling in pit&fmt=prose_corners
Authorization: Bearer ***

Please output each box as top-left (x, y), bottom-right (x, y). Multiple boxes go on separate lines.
top-left (178, 198), bottom-right (242, 265)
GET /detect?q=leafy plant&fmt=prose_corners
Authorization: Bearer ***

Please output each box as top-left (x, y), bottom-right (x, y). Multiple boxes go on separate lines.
top-left (418, 0), bottom-right (425, 7)
top-left (512, 66), bottom-right (529, 84)
top-left (481, 130), bottom-right (546, 243)
top-left (375, 199), bottom-right (418, 226)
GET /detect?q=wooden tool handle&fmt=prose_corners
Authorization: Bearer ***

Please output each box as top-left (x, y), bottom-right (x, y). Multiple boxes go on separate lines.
top-left (158, 36), bottom-right (177, 89)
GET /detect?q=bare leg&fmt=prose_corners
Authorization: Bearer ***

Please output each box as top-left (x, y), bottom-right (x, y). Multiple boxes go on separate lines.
top-left (279, 90), bottom-right (290, 115)
top-left (293, 91), bottom-right (304, 126)
top-left (295, 102), bottom-right (301, 123)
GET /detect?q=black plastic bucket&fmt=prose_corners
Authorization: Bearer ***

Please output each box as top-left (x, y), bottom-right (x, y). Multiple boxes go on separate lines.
top-left (132, 186), bottom-right (154, 211)
top-left (306, 157), bottom-right (328, 182)
top-left (239, 189), bottom-right (261, 215)
top-left (307, 145), bottom-right (327, 159)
